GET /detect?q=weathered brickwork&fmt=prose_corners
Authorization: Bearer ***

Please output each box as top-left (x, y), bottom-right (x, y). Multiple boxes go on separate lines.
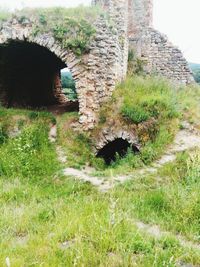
top-left (0, 0), bottom-right (194, 129)
top-left (95, 0), bottom-right (194, 85)
top-left (130, 28), bottom-right (194, 84)
top-left (128, 0), bottom-right (153, 37)
top-left (93, 125), bottom-right (140, 155)
top-left (0, 14), bottom-right (128, 129)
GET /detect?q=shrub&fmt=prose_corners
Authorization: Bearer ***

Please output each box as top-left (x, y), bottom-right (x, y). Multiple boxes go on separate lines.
top-left (53, 18), bottom-right (96, 55)
top-left (122, 105), bottom-right (150, 124)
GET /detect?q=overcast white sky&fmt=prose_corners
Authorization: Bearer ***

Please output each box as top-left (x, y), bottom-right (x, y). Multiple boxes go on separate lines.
top-left (0, 0), bottom-right (199, 63)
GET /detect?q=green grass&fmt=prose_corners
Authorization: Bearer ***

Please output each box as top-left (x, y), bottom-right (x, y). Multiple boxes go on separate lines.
top-left (15, 6), bottom-right (102, 56)
top-left (1, 77), bottom-right (200, 265)
top-left (120, 77), bottom-right (179, 124)
top-left (0, 109), bottom-right (59, 180)
top-left (91, 76), bottom-right (181, 175)
top-left (55, 76), bottom-right (200, 176)
top-left (113, 149), bottom-right (200, 243)
top-left (1, 130), bottom-right (200, 266)
top-left (1, 142), bottom-right (200, 266)
top-left (2, 173), bottom-right (200, 266)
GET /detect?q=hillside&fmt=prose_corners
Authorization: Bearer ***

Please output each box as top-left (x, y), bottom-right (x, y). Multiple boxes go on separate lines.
top-left (1, 76), bottom-right (200, 266)
top-left (189, 62), bottom-right (200, 69)
top-left (189, 62), bottom-right (200, 83)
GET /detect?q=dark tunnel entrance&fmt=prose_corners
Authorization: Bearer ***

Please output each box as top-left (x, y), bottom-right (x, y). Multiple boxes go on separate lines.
top-left (96, 138), bottom-right (139, 165)
top-left (0, 40), bottom-right (78, 112)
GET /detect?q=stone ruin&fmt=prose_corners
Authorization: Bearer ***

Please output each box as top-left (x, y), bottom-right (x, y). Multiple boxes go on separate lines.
top-left (94, 0), bottom-right (194, 84)
top-left (0, 0), bottom-right (194, 130)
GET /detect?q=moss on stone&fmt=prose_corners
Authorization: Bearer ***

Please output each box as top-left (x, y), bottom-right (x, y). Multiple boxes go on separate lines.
top-left (16, 6), bottom-right (101, 55)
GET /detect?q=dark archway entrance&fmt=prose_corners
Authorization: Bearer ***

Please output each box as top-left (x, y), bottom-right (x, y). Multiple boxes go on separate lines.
top-left (96, 138), bottom-right (139, 165)
top-left (0, 40), bottom-right (78, 111)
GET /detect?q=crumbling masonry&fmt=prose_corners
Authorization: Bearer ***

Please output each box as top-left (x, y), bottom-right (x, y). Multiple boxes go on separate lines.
top-left (0, 0), bottom-right (194, 129)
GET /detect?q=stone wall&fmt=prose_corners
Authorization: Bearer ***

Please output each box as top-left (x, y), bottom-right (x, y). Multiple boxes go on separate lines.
top-left (0, 13), bottom-right (128, 129)
top-left (128, 0), bottom-right (153, 37)
top-left (0, 1), bottom-right (195, 129)
top-left (92, 0), bottom-right (129, 79)
top-left (53, 71), bottom-right (69, 104)
top-left (93, 125), bottom-right (140, 155)
top-left (129, 28), bottom-right (194, 84)
top-left (94, 0), bottom-right (194, 85)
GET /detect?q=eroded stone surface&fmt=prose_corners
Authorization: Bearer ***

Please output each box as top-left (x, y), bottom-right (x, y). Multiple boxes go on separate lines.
top-left (0, 1), bottom-right (195, 130)
top-left (130, 28), bottom-right (194, 84)
top-left (94, 0), bottom-right (194, 85)
top-left (93, 126), bottom-right (140, 154)
top-left (0, 14), bottom-right (128, 130)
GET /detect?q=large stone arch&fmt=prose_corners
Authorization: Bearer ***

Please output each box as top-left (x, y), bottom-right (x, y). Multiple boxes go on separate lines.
top-left (0, 20), bottom-right (97, 128)
top-left (0, 15), bottom-right (129, 129)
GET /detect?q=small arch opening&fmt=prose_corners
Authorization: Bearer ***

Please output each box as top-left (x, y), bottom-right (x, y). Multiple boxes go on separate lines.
top-left (96, 138), bottom-right (139, 165)
top-left (0, 40), bottom-right (79, 113)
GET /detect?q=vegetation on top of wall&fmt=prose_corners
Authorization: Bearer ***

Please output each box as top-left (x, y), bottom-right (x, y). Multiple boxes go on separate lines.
top-left (0, 8), bottom-right (11, 22)
top-left (0, 6), bottom-right (102, 55)
top-left (119, 77), bottom-right (179, 166)
top-left (14, 6), bottom-right (102, 56)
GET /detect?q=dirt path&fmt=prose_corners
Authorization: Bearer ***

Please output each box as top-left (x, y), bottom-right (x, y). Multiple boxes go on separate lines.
top-left (135, 220), bottom-right (200, 251)
top-left (63, 167), bottom-right (113, 192)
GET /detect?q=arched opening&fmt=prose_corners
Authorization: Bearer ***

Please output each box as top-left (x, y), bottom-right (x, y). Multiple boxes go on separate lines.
top-left (0, 40), bottom-right (78, 112)
top-left (96, 138), bottom-right (139, 165)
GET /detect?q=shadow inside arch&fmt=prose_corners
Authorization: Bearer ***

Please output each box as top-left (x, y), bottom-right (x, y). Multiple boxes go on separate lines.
top-left (0, 40), bottom-right (79, 114)
top-left (96, 138), bottom-right (140, 165)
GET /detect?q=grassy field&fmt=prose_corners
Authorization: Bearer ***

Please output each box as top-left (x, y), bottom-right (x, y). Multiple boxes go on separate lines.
top-left (1, 76), bottom-right (200, 266)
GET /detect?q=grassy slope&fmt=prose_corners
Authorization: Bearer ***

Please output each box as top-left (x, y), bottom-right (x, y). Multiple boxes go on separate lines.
top-left (114, 149), bottom-right (200, 240)
top-left (94, 76), bottom-right (180, 175)
top-left (56, 76), bottom-right (200, 176)
top-left (57, 77), bottom-right (179, 170)
top-left (1, 77), bottom-right (200, 265)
